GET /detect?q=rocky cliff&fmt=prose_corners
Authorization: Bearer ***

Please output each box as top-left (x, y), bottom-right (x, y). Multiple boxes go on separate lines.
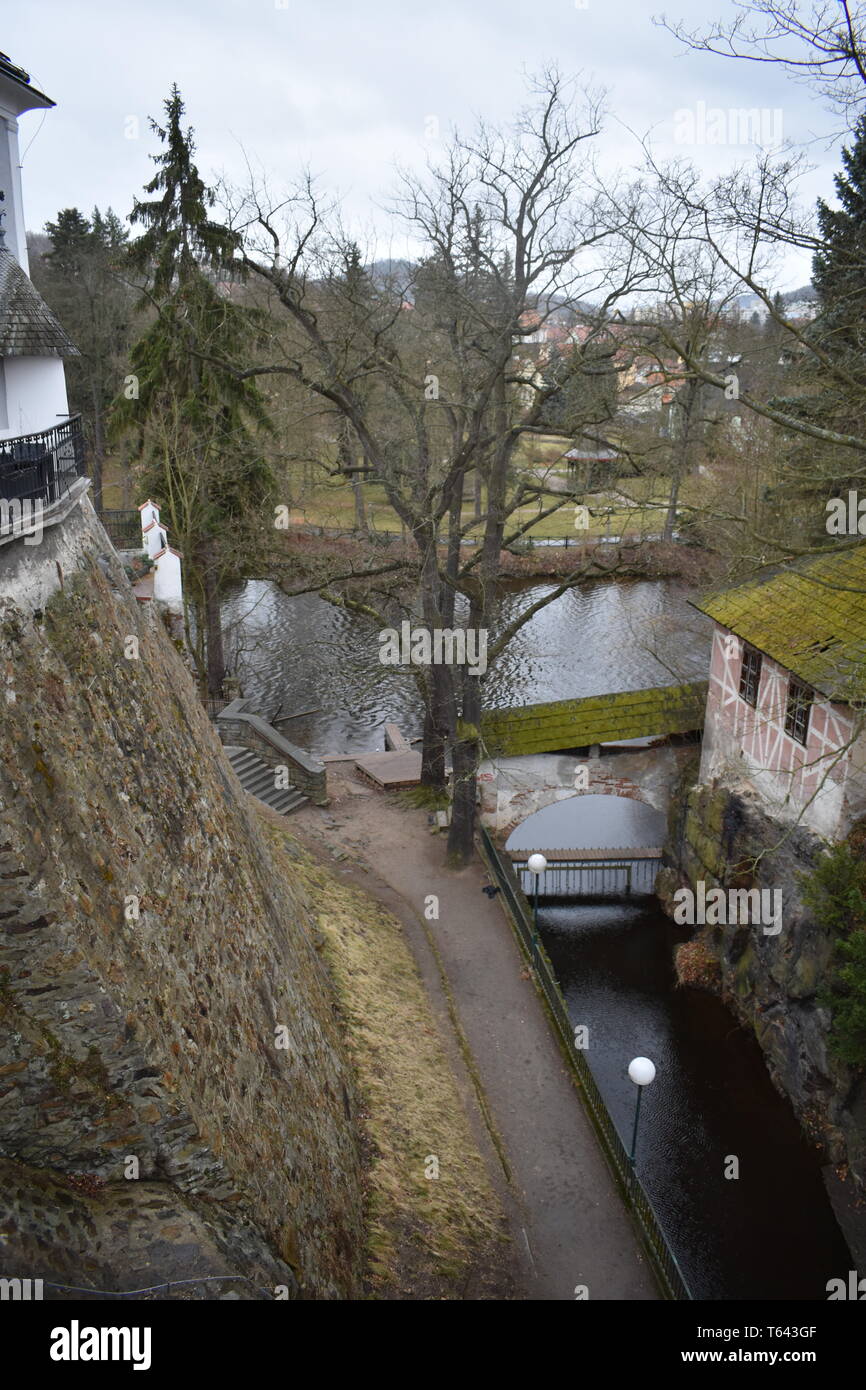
top-left (0, 498), bottom-right (364, 1298)
top-left (659, 767), bottom-right (866, 1198)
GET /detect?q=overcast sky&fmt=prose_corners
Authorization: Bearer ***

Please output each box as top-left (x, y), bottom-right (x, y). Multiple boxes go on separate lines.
top-left (6, 0), bottom-right (853, 290)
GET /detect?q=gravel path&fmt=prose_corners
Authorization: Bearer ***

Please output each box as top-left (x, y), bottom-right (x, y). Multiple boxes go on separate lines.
top-left (292, 768), bottom-right (658, 1302)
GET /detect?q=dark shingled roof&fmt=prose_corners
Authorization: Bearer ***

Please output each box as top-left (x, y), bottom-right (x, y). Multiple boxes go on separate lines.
top-left (691, 544), bottom-right (866, 702)
top-left (0, 249), bottom-right (79, 358)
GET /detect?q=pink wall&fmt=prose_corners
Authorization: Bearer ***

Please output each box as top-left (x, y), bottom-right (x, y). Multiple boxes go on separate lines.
top-left (700, 624), bottom-right (864, 838)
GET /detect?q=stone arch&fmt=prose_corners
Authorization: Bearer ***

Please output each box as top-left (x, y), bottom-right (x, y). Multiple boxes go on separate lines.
top-left (477, 749), bottom-right (686, 839)
top-left (503, 791), bottom-right (667, 854)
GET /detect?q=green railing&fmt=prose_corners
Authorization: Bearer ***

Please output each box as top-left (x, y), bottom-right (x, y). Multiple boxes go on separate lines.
top-left (478, 823), bottom-right (693, 1301)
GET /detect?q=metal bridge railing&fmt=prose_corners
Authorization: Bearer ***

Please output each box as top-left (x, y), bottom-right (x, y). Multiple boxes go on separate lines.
top-left (511, 856), bottom-right (662, 897)
top-left (478, 824), bottom-right (692, 1301)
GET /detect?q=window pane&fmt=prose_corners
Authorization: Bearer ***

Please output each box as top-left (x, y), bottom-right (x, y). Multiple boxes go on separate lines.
top-left (738, 645), bottom-right (762, 707)
top-left (784, 680), bottom-right (812, 744)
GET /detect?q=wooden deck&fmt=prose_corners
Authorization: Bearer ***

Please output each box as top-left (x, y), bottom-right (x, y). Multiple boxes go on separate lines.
top-left (352, 748), bottom-right (423, 788)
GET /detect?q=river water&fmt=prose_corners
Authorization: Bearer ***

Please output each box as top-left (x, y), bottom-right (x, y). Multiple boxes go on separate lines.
top-left (221, 576), bottom-right (711, 754)
top-left (224, 574), bottom-right (851, 1300)
top-left (538, 899), bottom-right (851, 1300)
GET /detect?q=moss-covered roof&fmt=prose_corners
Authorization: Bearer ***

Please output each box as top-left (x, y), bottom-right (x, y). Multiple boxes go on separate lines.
top-left (691, 544), bottom-right (866, 702)
top-left (480, 681), bottom-right (707, 757)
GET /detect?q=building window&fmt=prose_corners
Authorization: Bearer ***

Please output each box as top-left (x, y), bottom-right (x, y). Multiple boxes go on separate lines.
top-left (785, 679), bottom-right (812, 745)
top-left (738, 644), bottom-right (762, 707)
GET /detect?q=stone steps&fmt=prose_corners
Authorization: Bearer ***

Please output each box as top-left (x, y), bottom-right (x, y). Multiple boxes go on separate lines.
top-left (224, 746), bottom-right (308, 816)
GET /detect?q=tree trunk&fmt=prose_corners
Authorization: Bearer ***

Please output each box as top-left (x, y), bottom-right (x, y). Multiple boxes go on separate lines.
top-left (199, 543), bottom-right (226, 699)
top-left (445, 376), bottom-right (513, 866)
top-left (419, 699), bottom-right (447, 791)
top-left (664, 377), bottom-right (701, 541)
top-left (352, 472), bottom-right (367, 532)
top-left (446, 669), bottom-right (481, 867)
top-left (89, 383), bottom-right (104, 514)
top-left (418, 529), bottom-right (455, 793)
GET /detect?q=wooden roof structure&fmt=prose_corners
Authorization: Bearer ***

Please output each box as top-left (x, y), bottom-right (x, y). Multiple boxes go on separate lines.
top-left (0, 250), bottom-right (79, 358)
top-left (691, 544), bottom-right (866, 702)
top-left (480, 680), bottom-right (707, 757)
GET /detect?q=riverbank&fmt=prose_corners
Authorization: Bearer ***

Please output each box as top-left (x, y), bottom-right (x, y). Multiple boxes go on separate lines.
top-left (273, 529), bottom-right (722, 588)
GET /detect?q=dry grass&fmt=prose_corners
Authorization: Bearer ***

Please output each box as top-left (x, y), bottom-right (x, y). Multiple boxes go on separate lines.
top-left (261, 819), bottom-right (507, 1298)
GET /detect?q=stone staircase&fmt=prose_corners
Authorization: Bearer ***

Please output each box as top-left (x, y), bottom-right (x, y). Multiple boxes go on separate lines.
top-left (224, 746), bottom-right (308, 816)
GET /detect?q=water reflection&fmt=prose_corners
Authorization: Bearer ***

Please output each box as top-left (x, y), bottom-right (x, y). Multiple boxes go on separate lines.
top-left (221, 578), bottom-right (712, 754)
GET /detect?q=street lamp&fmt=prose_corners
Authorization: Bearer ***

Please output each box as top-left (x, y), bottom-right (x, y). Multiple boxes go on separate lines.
top-left (627, 1056), bottom-right (656, 1169)
top-left (527, 852), bottom-right (547, 968)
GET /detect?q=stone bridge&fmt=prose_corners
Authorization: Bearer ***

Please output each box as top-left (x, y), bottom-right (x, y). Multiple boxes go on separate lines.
top-left (477, 744), bottom-right (697, 839)
top-left (477, 680), bottom-right (705, 839)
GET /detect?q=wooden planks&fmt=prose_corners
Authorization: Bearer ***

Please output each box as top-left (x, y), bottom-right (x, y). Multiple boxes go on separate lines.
top-left (352, 749), bottom-right (422, 788)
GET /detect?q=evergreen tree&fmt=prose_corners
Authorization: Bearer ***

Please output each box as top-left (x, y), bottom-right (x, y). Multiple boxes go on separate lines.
top-left (804, 841), bottom-right (866, 1066)
top-left (35, 206), bottom-right (134, 511)
top-left (113, 86), bottom-right (274, 698)
top-left (763, 116), bottom-right (866, 521)
top-left (813, 114), bottom-right (866, 357)
top-left (803, 114), bottom-right (866, 488)
top-left (44, 208), bottom-right (93, 278)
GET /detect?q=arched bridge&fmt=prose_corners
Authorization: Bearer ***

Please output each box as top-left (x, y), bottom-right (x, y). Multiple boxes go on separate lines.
top-left (477, 680), bottom-right (706, 840)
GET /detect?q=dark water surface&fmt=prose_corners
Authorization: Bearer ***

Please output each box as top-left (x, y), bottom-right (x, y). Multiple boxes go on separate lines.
top-left (221, 577), bottom-right (711, 754)
top-left (538, 898), bottom-right (852, 1300)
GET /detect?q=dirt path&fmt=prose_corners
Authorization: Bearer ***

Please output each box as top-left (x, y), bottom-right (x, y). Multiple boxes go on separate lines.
top-left (292, 767), bottom-right (658, 1302)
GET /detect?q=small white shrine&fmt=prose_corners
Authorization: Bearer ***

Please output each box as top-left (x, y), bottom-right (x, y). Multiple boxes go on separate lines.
top-left (138, 499), bottom-right (183, 613)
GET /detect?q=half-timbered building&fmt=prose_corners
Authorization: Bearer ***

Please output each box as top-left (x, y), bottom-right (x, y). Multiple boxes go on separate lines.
top-left (692, 545), bottom-right (866, 840)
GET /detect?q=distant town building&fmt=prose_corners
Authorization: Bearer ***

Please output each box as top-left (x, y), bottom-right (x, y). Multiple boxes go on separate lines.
top-left (693, 546), bottom-right (866, 839)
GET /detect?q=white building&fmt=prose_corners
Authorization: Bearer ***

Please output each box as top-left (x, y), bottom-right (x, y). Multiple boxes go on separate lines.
top-left (139, 499), bottom-right (183, 613)
top-left (0, 51), bottom-right (84, 541)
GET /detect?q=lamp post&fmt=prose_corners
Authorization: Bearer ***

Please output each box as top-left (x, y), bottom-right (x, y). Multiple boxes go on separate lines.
top-left (527, 852), bottom-right (547, 968)
top-left (627, 1056), bottom-right (656, 1170)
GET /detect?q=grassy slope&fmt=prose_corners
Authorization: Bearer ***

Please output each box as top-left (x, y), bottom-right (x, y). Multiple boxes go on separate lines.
top-left (260, 817), bottom-right (510, 1299)
top-left (99, 434), bottom-right (693, 543)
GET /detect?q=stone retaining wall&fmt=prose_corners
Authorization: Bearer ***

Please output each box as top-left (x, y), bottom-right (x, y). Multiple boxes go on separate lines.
top-left (0, 498), bottom-right (364, 1297)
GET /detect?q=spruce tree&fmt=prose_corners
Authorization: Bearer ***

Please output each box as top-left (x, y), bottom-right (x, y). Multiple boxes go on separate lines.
top-left (772, 116), bottom-right (866, 514)
top-left (813, 113), bottom-right (866, 358)
top-left (37, 207), bottom-right (133, 511)
top-left (114, 86), bottom-right (274, 699)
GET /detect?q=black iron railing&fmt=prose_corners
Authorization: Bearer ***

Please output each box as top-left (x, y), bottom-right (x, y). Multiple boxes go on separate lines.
top-left (0, 415), bottom-right (86, 508)
top-left (478, 823), bottom-right (692, 1301)
top-left (98, 508), bottom-right (141, 549)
